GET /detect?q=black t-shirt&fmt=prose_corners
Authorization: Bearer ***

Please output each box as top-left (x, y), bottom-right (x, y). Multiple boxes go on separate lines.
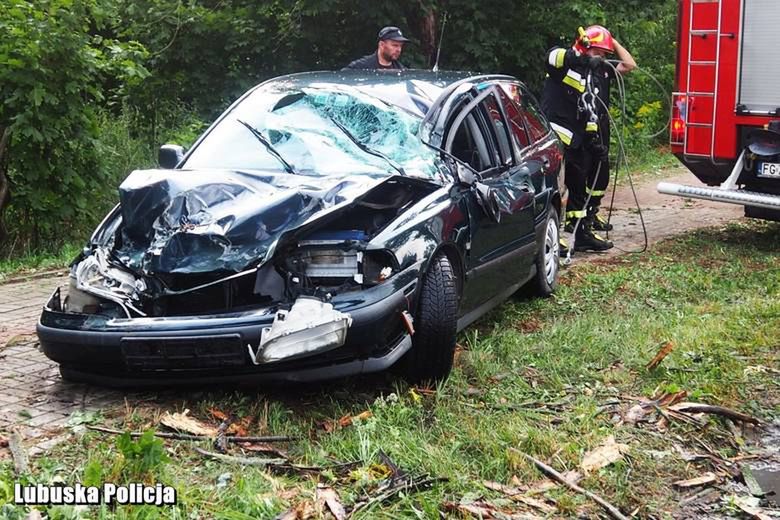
top-left (343, 52), bottom-right (405, 70)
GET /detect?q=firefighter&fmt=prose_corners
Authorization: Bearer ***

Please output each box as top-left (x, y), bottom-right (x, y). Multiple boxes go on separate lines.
top-left (542, 25), bottom-right (635, 252)
top-left (578, 26), bottom-right (636, 233)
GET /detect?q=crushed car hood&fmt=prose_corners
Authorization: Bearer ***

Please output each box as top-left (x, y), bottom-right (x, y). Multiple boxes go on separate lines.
top-left (114, 168), bottom-right (407, 275)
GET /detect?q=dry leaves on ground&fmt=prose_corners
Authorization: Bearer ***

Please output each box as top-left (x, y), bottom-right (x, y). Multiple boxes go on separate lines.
top-left (320, 411), bottom-right (372, 433)
top-left (316, 484), bottom-right (346, 520)
top-left (580, 436), bottom-right (629, 473)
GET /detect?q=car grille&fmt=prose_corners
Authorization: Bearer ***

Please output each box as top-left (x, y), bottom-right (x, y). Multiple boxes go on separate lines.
top-left (120, 334), bottom-right (246, 370)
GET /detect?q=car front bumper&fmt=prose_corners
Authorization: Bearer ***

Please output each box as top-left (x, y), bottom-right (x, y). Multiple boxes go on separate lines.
top-left (37, 266), bottom-right (420, 387)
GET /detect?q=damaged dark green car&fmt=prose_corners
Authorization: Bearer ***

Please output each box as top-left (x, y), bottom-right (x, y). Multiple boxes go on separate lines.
top-left (38, 71), bottom-right (564, 386)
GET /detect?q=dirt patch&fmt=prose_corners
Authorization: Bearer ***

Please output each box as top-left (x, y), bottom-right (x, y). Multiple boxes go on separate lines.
top-left (569, 166), bottom-right (745, 264)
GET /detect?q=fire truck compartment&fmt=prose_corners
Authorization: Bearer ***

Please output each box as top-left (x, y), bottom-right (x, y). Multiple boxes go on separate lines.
top-left (738, 0), bottom-right (780, 115)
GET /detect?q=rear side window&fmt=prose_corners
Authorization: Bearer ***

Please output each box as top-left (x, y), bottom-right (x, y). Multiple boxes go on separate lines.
top-left (481, 93), bottom-right (514, 166)
top-left (496, 86), bottom-right (531, 150)
top-left (501, 83), bottom-right (550, 142)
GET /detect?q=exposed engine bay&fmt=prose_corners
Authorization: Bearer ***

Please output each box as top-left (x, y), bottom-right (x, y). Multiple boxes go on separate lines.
top-left (59, 174), bottom-right (437, 320)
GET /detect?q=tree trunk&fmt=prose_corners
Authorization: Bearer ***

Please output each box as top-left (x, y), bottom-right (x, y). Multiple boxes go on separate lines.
top-left (0, 126), bottom-right (11, 244)
top-left (405, 4), bottom-right (438, 67)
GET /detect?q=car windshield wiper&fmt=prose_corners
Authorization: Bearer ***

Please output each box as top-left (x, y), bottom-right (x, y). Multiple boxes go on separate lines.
top-left (325, 114), bottom-right (405, 176)
top-left (236, 119), bottom-right (297, 174)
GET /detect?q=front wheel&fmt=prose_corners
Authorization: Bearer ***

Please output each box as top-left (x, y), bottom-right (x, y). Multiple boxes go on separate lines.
top-left (532, 206), bottom-right (560, 297)
top-left (398, 253), bottom-right (458, 384)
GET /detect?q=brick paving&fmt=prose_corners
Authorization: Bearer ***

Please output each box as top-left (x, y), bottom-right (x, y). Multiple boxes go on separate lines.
top-left (0, 167), bottom-right (745, 457)
top-left (0, 273), bottom-right (129, 454)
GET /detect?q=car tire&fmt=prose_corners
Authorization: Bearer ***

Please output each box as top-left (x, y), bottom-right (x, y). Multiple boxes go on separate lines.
top-left (399, 253), bottom-right (458, 384)
top-left (532, 206), bottom-right (560, 297)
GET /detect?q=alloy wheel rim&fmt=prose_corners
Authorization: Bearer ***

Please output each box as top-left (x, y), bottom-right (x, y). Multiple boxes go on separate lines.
top-left (543, 218), bottom-right (559, 285)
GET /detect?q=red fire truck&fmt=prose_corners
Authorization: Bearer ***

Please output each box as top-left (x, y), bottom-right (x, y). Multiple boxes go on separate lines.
top-left (658, 0), bottom-right (780, 221)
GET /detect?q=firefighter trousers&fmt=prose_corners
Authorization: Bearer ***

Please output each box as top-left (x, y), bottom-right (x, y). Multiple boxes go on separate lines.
top-left (587, 155), bottom-right (610, 216)
top-left (564, 144), bottom-right (594, 223)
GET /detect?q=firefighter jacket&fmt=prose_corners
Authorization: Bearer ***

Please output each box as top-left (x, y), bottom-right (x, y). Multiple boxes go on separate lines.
top-left (541, 46), bottom-right (599, 149)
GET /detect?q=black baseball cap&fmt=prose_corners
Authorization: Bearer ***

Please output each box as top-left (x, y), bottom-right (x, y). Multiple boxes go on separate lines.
top-left (378, 26), bottom-right (411, 42)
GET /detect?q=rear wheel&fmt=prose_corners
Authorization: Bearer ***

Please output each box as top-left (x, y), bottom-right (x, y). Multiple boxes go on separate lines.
top-left (532, 207), bottom-right (560, 297)
top-left (399, 253), bottom-right (458, 383)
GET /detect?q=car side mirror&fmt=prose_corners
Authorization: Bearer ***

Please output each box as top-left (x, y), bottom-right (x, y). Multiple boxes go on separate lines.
top-left (159, 144), bottom-right (185, 169)
top-left (455, 162), bottom-right (478, 185)
top-left (475, 182), bottom-right (501, 224)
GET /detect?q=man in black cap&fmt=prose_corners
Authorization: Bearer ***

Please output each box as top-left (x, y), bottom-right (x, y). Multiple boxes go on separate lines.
top-left (344, 26), bottom-right (410, 70)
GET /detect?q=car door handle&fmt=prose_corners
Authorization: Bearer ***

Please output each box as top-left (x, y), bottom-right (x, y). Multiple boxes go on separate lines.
top-left (542, 158), bottom-right (551, 170)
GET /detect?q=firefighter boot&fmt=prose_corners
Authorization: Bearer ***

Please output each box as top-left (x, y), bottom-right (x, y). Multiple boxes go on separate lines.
top-left (559, 237), bottom-right (571, 259)
top-left (574, 218), bottom-right (613, 252)
top-left (588, 205), bottom-right (613, 232)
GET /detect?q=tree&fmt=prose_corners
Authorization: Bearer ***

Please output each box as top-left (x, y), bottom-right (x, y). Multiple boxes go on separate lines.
top-left (0, 0), bottom-right (147, 250)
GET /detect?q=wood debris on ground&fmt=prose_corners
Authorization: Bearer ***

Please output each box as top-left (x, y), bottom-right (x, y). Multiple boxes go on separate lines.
top-left (646, 341), bottom-right (675, 370)
top-left (667, 402), bottom-right (762, 425)
top-left (731, 495), bottom-right (773, 520)
top-left (511, 448), bottom-right (629, 520)
top-left (673, 472), bottom-right (719, 488)
top-left (88, 425), bottom-right (291, 443)
top-left (349, 475), bottom-right (443, 517)
top-left (160, 409), bottom-right (217, 436)
top-left (483, 480), bottom-right (526, 496)
top-left (241, 442), bottom-right (289, 459)
top-left (481, 480), bottom-right (556, 514)
top-left (442, 499), bottom-right (545, 520)
top-left (623, 391), bottom-right (687, 425)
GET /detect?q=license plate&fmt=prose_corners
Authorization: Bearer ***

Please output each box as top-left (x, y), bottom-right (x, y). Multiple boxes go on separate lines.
top-left (758, 162), bottom-right (780, 178)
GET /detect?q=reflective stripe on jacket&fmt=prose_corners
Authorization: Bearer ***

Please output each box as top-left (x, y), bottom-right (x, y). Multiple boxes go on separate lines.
top-left (541, 46), bottom-right (593, 149)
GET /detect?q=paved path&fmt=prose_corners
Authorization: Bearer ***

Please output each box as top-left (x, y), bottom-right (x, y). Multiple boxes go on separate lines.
top-left (0, 166), bottom-right (745, 452)
top-left (567, 168), bottom-right (743, 260)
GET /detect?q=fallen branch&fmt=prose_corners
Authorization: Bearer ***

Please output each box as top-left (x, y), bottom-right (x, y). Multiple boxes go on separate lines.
top-left (9, 430), bottom-right (28, 475)
top-left (349, 476), bottom-right (445, 517)
top-left (88, 425), bottom-right (293, 443)
top-left (669, 403), bottom-right (762, 425)
top-left (194, 447), bottom-right (287, 466)
top-left (510, 448), bottom-right (628, 520)
top-left (194, 447), bottom-right (360, 476)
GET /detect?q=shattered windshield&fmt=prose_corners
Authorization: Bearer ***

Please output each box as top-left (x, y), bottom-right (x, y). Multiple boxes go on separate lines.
top-left (183, 83), bottom-right (443, 180)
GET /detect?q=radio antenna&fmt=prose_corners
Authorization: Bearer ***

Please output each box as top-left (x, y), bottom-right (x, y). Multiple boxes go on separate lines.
top-left (432, 12), bottom-right (448, 72)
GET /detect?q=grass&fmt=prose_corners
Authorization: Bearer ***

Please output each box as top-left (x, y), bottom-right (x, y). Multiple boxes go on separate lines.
top-left (0, 242), bottom-right (81, 280)
top-left (1, 221), bottom-right (778, 519)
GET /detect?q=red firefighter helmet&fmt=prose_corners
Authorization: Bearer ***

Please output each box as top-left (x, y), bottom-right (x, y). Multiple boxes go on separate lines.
top-left (573, 25), bottom-right (615, 54)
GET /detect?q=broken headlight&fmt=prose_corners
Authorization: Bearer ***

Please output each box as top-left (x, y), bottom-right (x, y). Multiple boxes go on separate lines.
top-left (247, 297), bottom-right (352, 364)
top-left (73, 249), bottom-right (147, 316)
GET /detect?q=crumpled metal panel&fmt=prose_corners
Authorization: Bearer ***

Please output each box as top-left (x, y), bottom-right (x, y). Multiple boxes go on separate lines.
top-left (108, 82), bottom-right (456, 277)
top-left (115, 169), bottom-right (390, 275)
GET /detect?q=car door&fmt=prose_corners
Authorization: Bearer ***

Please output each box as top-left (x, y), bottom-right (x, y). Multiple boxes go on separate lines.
top-left (443, 86), bottom-right (537, 312)
top-left (500, 82), bottom-right (564, 220)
